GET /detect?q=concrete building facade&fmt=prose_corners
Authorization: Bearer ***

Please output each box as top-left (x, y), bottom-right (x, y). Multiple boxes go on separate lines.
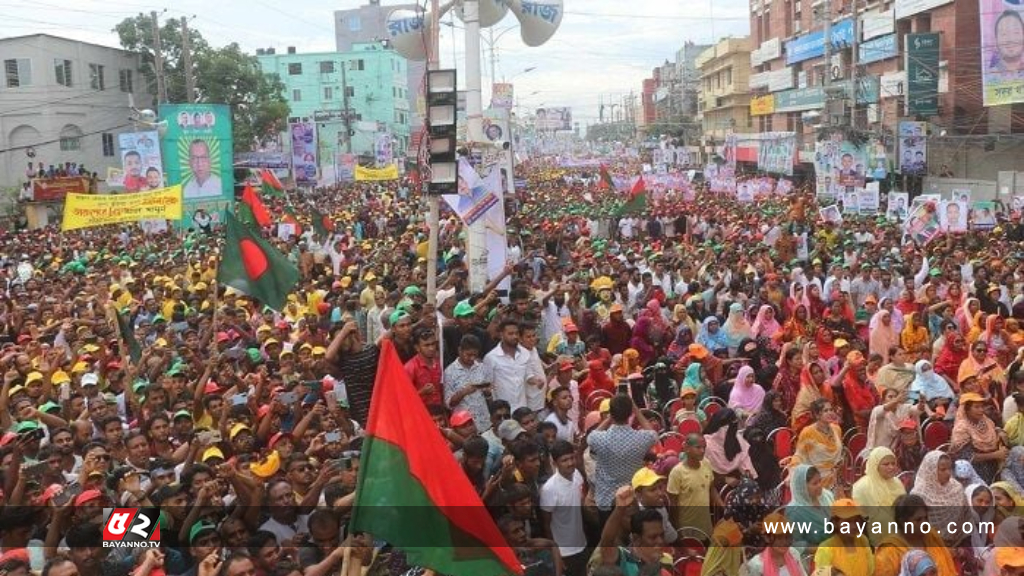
top-left (698, 37), bottom-right (754, 143)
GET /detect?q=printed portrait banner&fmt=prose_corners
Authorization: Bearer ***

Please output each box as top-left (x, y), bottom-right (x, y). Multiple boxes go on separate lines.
top-left (490, 83), bottom-right (514, 109)
top-left (118, 130), bottom-right (164, 192)
top-left (159, 103), bottom-right (234, 229)
top-left (859, 182), bottom-right (881, 215)
top-left (290, 122), bottom-right (319, 186)
top-left (939, 200), bottom-right (968, 232)
top-left (444, 157), bottom-right (500, 226)
top-left (898, 121), bottom-right (928, 175)
top-left (972, 200), bottom-right (999, 229)
top-left (62, 185), bottom-right (183, 231)
top-left (757, 132), bottom-right (796, 175)
top-left (903, 199), bottom-right (942, 245)
top-left (814, 137), bottom-right (867, 197)
top-left (535, 107), bottom-right (572, 131)
top-left (981, 0), bottom-right (1024, 106)
top-left (887, 192), bottom-right (909, 221)
top-left (354, 164), bottom-right (400, 181)
top-left (106, 167), bottom-right (125, 188)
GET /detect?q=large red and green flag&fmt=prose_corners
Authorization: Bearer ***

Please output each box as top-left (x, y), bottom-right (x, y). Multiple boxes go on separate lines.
top-left (259, 169), bottom-right (285, 198)
top-left (218, 211), bottom-right (299, 311)
top-left (311, 208), bottom-right (335, 238)
top-left (351, 340), bottom-right (522, 576)
top-left (281, 206), bottom-right (303, 237)
top-left (238, 184), bottom-right (272, 228)
top-left (598, 164), bottom-right (614, 190)
top-left (615, 175), bottom-right (647, 216)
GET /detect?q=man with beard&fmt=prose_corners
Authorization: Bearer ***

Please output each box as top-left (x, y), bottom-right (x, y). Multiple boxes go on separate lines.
top-left (260, 480), bottom-right (310, 544)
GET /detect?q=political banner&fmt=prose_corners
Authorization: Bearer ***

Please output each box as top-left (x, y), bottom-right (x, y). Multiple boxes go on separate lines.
top-left (338, 154), bottom-right (357, 182)
top-left (118, 131), bottom-right (164, 192)
top-left (981, 0), bottom-right (1024, 106)
top-left (106, 167), bottom-right (125, 188)
top-left (290, 122), bottom-right (318, 186)
top-left (814, 136), bottom-right (867, 197)
top-left (898, 121), bottom-right (928, 175)
top-left (887, 192), bottom-right (909, 221)
top-left (940, 200), bottom-right (968, 231)
top-left (375, 133), bottom-right (394, 168)
top-left (159, 103), bottom-right (234, 229)
top-left (31, 177), bottom-right (89, 202)
top-left (723, 134), bottom-right (738, 169)
top-left (354, 165), bottom-right (400, 181)
top-left (491, 83), bottom-right (514, 109)
top-left (904, 199), bottom-right (941, 244)
top-left (535, 107), bottom-right (572, 131)
top-left (61, 185), bottom-right (183, 231)
top-left (906, 33), bottom-right (940, 116)
top-left (972, 201), bottom-right (998, 229)
top-left (443, 157), bottom-right (500, 226)
top-left (757, 132), bottom-right (796, 175)
top-left (859, 182), bottom-right (881, 215)
top-left (820, 205), bottom-right (843, 224)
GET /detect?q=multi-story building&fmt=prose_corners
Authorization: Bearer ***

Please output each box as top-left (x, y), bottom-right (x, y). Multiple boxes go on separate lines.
top-left (257, 43), bottom-right (410, 166)
top-left (698, 37), bottom-right (754, 143)
top-left (0, 34), bottom-right (151, 189)
top-left (335, 0), bottom-right (424, 139)
top-left (675, 42), bottom-right (712, 120)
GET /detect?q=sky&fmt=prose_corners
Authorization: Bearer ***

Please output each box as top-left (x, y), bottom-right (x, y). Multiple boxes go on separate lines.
top-left (2, 0), bottom-right (751, 126)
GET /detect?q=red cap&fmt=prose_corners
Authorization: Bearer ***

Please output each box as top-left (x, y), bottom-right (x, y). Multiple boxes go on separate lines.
top-left (268, 432), bottom-right (292, 448)
top-left (73, 489), bottom-right (103, 507)
top-left (257, 405), bottom-right (271, 419)
top-left (898, 418), bottom-right (918, 430)
top-left (564, 323), bottom-right (579, 333)
top-left (0, 432), bottom-right (17, 447)
top-left (450, 410), bottom-right (474, 427)
top-left (558, 361), bottom-right (574, 372)
top-left (203, 381), bottom-right (220, 394)
top-left (216, 331), bottom-right (231, 343)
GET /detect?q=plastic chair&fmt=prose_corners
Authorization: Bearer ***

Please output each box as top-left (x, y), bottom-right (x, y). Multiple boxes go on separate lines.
top-left (898, 470), bottom-right (916, 491)
top-left (676, 536), bottom-right (707, 558)
top-left (586, 389), bottom-right (613, 412)
top-left (776, 478), bottom-right (792, 505)
top-left (663, 398), bottom-right (686, 423)
top-left (767, 426), bottom-right (794, 460)
top-left (846, 432), bottom-right (867, 459)
top-left (642, 409), bottom-right (665, 432)
top-left (923, 420), bottom-right (951, 451)
top-left (676, 417), bottom-right (703, 436)
top-left (660, 431), bottom-right (685, 454)
top-left (698, 396), bottom-right (726, 410)
top-left (673, 555), bottom-right (704, 576)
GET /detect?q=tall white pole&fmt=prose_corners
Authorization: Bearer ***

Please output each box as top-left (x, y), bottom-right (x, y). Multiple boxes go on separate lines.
top-left (425, 0), bottom-right (441, 306)
top-left (464, 0), bottom-right (489, 292)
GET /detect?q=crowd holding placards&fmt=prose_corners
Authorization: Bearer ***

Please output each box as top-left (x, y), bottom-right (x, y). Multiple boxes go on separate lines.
top-left (0, 160), bottom-right (1023, 576)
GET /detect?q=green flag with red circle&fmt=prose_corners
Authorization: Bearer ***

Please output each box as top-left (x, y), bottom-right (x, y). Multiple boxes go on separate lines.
top-left (218, 211), bottom-right (299, 311)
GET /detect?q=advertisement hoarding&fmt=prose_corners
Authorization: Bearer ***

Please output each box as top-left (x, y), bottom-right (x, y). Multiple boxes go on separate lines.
top-left (535, 107), bottom-right (572, 131)
top-left (118, 131), bottom-right (164, 192)
top-left (980, 0), bottom-right (1024, 106)
top-left (159, 103), bottom-right (234, 229)
top-left (906, 33), bottom-right (940, 116)
top-left (290, 122), bottom-right (319, 186)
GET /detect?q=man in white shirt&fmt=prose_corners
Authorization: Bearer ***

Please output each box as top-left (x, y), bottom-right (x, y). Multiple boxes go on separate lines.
top-left (483, 320), bottom-right (530, 411)
top-left (540, 440), bottom-right (587, 576)
top-left (182, 140), bottom-right (223, 198)
top-left (259, 480), bottom-right (310, 544)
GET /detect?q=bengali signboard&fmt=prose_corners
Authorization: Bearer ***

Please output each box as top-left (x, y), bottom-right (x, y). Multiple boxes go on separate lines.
top-left (981, 0), bottom-right (1024, 106)
top-left (159, 103), bottom-right (234, 229)
top-left (234, 151), bottom-right (290, 170)
top-left (31, 177), bottom-right (89, 202)
top-left (354, 165), bottom-right (399, 181)
top-left (750, 94), bottom-right (776, 116)
top-left (895, 0), bottom-right (953, 20)
top-left (859, 34), bottom-right (898, 65)
top-left (535, 107), bottom-right (572, 131)
top-left (61, 185), bottom-right (183, 231)
top-left (906, 33), bottom-right (940, 116)
top-left (767, 68), bottom-right (795, 92)
top-left (758, 132), bottom-right (796, 175)
top-left (118, 131), bottom-right (164, 192)
top-left (881, 71), bottom-right (907, 99)
top-left (862, 8), bottom-right (895, 40)
top-left (785, 19), bottom-right (855, 64)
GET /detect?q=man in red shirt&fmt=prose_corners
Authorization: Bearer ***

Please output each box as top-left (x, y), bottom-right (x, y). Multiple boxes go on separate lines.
top-left (404, 327), bottom-right (443, 407)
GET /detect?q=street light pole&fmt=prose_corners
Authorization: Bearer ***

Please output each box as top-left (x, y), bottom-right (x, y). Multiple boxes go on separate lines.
top-left (425, 0), bottom-right (441, 306)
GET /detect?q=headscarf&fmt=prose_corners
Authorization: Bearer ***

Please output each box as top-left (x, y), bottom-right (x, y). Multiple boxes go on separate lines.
top-left (697, 316), bottom-right (729, 353)
top-left (667, 324), bottom-right (695, 360)
top-left (873, 297), bottom-right (905, 334)
top-left (700, 519), bottom-right (744, 576)
top-left (852, 447), bottom-right (906, 508)
top-left (900, 312), bottom-right (929, 353)
top-left (992, 480), bottom-right (1024, 512)
top-left (749, 390), bottom-right (788, 434)
top-left (616, 348), bottom-right (641, 379)
top-left (745, 426), bottom-right (781, 493)
top-left (724, 477), bottom-right (768, 527)
top-left (1003, 445), bottom-right (1024, 494)
top-left (792, 364), bottom-right (832, 432)
top-left (787, 464), bottom-right (835, 533)
top-left (949, 396), bottom-right (1001, 454)
top-left (783, 304), bottom-right (812, 342)
top-left (909, 359), bottom-right (955, 402)
top-left (672, 303), bottom-right (698, 337)
top-left (954, 459), bottom-right (985, 486)
top-left (910, 451), bottom-right (968, 536)
top-left (759, 513), bottom-right (804, 576)
top-left (703, 408), bottom-right (755, 477)
top-left (957, 297), bottom-right (980, 334)
top-left (933, 334), bottom-right (968, 382)
top-left (728, 365), bottom-right (764, 414)
top-left (751, 305), bottom-right (781, 340)
top-left (869, 310), bottom-right (898, 362)
top-left (721, 302), bottom-right (752, 350)
top-left (965, 483), bottom-right (997, 552)
top-left (896, 550), bottom-right (937, 576)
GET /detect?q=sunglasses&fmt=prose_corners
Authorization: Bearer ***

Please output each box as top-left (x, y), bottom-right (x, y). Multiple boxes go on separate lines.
top-left (973, 346), bottom-right (987, 353)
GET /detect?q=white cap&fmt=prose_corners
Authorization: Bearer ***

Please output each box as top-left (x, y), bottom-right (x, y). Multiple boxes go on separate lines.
top-left (81, 373), bottom-right (100, 387)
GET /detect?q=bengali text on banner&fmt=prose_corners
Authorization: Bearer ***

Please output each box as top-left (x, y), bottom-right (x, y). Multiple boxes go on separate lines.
top-left (62, 185), bottom-right (183, 231)
top-left (354, 164), bottom-right (400, 181)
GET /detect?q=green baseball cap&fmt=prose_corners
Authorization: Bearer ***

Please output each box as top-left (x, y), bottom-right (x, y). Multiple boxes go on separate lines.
top-left (389, 310), bottom-right (410, 326)
top-left (13, 421), bottom-right (40, 433)
top-left (189, 520), bottom-right (217, 544)
top-left (403, 285), bottom-right (424, 297)
top-left (173, 409), bottom-right (193, 421)
top-left (453, 301), bottom-right (475, 318)
top-left (39, 401), bottom-right (61, 414)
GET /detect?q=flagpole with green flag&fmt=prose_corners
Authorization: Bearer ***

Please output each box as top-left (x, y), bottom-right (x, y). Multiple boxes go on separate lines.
top-left (351, 340), bottom-right (523, 576)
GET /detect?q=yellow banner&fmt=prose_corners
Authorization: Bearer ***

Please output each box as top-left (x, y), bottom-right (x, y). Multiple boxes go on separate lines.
top-left (354, 165), bottom-right (399, 181)
top-left (62, 185), bottom-right (184, 231)
top-left (750, 94), bottom-right (776, 116)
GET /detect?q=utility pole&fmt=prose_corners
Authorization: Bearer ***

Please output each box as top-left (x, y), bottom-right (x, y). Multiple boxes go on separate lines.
top-left (489, 27), bottom-right (497, 90)
top-left (341, 62), bottom-right (352, 153)
top-left (850, 0), bottom-right (860, 129)
top-left (821, 0), bottom-right (833, 126)
top-left (181, 17), bottom-right (195, 103)
top-left (151, 11), bottom-right (167, 104)
top-left (425, 0), bottom-right (441, 306)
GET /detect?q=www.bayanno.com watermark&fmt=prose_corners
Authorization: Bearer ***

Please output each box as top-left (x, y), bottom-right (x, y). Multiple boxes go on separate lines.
top-left (762, 518), bottom-right (996, 540)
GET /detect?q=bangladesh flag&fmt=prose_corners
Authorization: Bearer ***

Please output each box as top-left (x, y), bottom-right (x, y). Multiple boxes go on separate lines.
top-left (238, 184), bottom-right (272, 228)
top-left (311, 208), bottom-right (335, 238)
top-left (351, 340), bottom-right (522, 576)
top-left (260, 169), bottom-right (285, 197)
top-left (218, 211), bottom-right (299, 311)
top-left (615, 175), bottom-right (647, 216)
top-left (598, 164), bottom-right (614, 190)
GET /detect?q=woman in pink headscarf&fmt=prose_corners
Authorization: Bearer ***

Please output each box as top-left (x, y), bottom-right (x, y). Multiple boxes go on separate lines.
top-left (728, 365), bottom-right (765, 418)
top-left (751, 305), bottom-right (782, 342)
top-left (630, 299), bottom-right (669, 365)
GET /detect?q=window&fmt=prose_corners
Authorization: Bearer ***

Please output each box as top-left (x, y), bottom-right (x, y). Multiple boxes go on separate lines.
top-left (324, 86), bottom-right (333, 100)
top-left (60, 136), bottom-right (80, 151)
top-left (348, 59), bottom-right (364, 71)
top-left (101, 133), bottom-right (115, 157)
top-left (54, 59), bottom-right (73, 87)
top-left (119, 69), bottom-right (133, 92)
top-left (348, 15), bottom-right (361, 31)
top-left (89, 64), bottom-right (105, 90)
top-left (292, 89), bottom-right (302, 101)
top-left (345, 86), bottom-right (355, 97)
top-left (726, 68), bottom-right (732, 86)
top-left (288, 63), bottom-right (303, 75)
top-left (4, 59), bottom-right (31, 88)
top-left (319, 61), bottom-right (335, 74)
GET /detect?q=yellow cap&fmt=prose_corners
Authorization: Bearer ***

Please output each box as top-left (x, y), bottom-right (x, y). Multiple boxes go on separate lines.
top-left (52, 370), bottom-right (71, 384)
top-left (631, 467), bottom-right (665, 490)
top-left (831, 498), bottom-right (864, 520)
top-left (71, 362), bottom-right (89, 374)
top-left (599, 398), bottom-right (611, 413)
top-left (25, 371), bottom-right (43, 385)
top-left (312, 346), bottom-right (327, 356)
top-left (996, 547), bottom-right (1024, 568)
top-left (230, 423), bottom-right (252, 440)
top-left (202, 447), bottom-right (225, 462)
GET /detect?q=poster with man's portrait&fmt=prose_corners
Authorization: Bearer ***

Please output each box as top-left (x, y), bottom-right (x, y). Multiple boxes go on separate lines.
top-left (939, 201), bottom-right (968, 232)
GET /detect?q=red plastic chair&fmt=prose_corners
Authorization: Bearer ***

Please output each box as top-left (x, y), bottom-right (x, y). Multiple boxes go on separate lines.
top-left (923, 420), bottom-right (951, 451)
top-left (776, 479), bottom-right (792, 505)
top-left (898, 470), bottom-right (915, 491)
top-left (586, 389), bottom-right (613, 412)
top-left (768, 426), bottom-right (794, 460)
top-left (642, 409), bottom-right (665, 432)
top-left (673, 556), bottom-right (704, 576)
top-left (846, 432), bottom-right (867, 459)
top-left (676, 536), bottom-right (707, 558)
top-left (663, 398), bottom-right (686, 423)
top-left (676, 417), bottom-right (702, 436)
top-left (660, 431), bottom-right (685, 454)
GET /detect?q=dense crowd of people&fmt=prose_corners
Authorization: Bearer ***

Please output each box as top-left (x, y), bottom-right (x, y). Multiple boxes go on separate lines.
top-left (0, 159), bottom-right (1022, 576)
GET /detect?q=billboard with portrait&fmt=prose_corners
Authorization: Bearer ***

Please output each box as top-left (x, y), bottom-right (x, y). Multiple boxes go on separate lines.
top-left (118, 131), bottom-right (164, 192)
top-left (981, 0), bottom-right (1024, 106)
top-left (290, 122), bottom-right (319, 186)
top-left (159, 103), bottom-right (234, 229)
top-left (814, 135), bottom-right (867, 197)
top-left (535, 107), bottom-right (572, 131)
top-left (898, 121), bottom-right (927, 175)
top-left (757, 132), bottom-right (796, 175)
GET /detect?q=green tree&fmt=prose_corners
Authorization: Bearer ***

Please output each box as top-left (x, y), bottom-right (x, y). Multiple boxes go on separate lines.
top-left (113, 15), bottom-right (289, 151)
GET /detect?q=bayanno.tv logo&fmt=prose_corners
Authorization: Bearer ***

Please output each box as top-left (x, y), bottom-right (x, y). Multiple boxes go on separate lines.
top-left (101, 508), bottom-right (161, 548)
